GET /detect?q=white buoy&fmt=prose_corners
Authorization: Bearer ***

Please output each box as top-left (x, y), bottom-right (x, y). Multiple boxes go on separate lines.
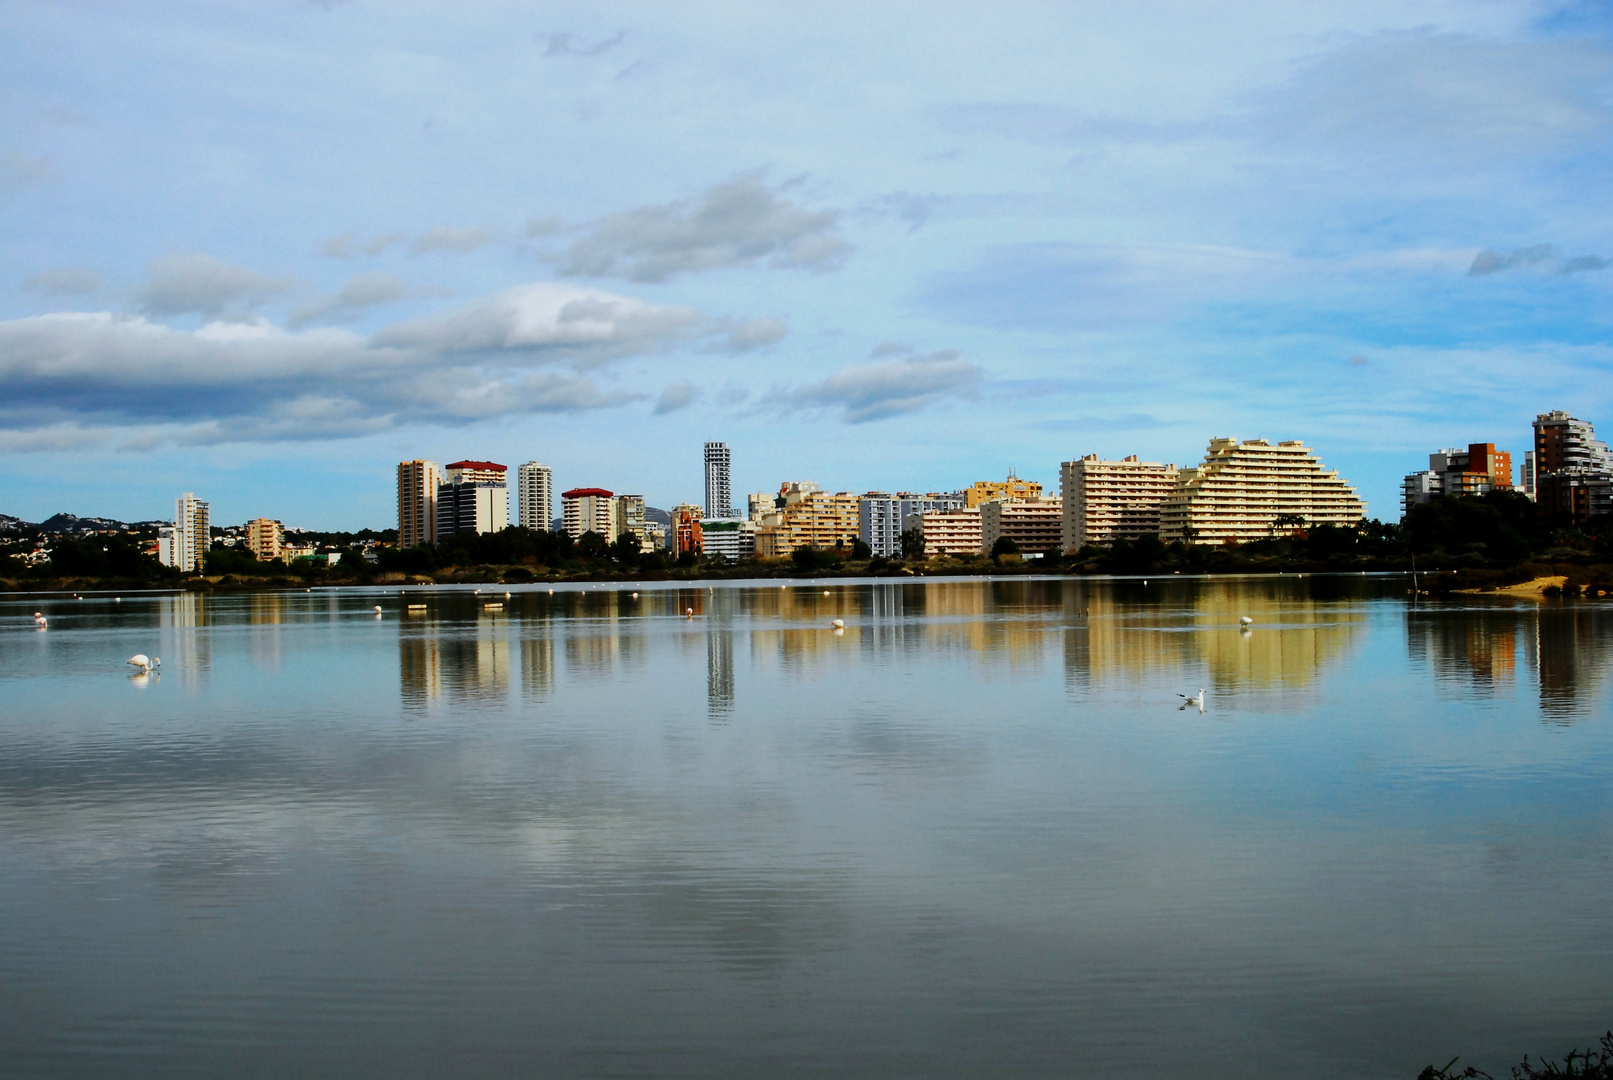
top-left (824, 590), bottom-right (830, 596)
top-left (1240, 616), bottom-right (1254, 626)
top-left (504, 592), bottom-right (510, 598)
top-left (114, 597), bottom-right (121, 602)
top-left (631, 592), bottom-right (639, 599)
top-left (830, 618), bottom-right (844, 629)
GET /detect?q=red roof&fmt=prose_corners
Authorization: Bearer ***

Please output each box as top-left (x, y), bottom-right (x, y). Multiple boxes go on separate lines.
top-left (446, 460), bottom-right (506, 471)
top-left (562, 487), bottom-right (613, 498)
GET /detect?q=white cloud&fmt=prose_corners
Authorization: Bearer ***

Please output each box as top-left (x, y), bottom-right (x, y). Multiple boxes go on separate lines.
top-left (136, 253), bottom-right (294, 318)
top-left (288, 271), bottom-right (413, 328)
top-left (410, 225), bottom-right (498, 255)
top-left (653, 382), bottom-right (700, 415)
top-left (554, 174), bottom-right (850, 282)
top-left (771, 347), bottom-right (982, 424)
top-left (21, 268), bottom-right (104, 297)
top-left (0, 150), bottom-right (53, 195)
top-left (0, 280), bottom-right (769, 445)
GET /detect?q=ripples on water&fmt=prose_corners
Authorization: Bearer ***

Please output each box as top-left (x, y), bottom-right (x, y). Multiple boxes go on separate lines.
top-left (3, 577), bottom-right (1612, 1079)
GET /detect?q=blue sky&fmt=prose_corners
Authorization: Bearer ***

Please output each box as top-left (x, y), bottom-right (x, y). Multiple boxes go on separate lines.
top-left (3, 0), bottom-right (1612, 528)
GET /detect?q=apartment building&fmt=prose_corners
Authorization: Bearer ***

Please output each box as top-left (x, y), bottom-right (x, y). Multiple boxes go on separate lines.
top-left (444, 460), bottom-right (507, 485)
top-left (704, 442), bottom-right (733, 518)
top-left (909, 506), bottom-right (982, 558)
top-left (165, 492), bottom-right (210, 572)
top-left (244, 517), bottom-right (284, 561)
top-left (670, 503), bottom-right (704, 555)
top-left (700, 518), bottom-right (757, 561)
top-left (1059, 455), bottom-right (1179, 551)
top-left (614, 494), bottom-right (648, 548)
top-left (1401, 443), bottom-right (1514, 518)
top-left (1160, 438), bottom-right (1365, 544)
top-left (754, 484), bottom-right (860, 557)
top-left (562, 488), bottom-right (615, 540)
top-left (981, 497), bottom-right (1063, 555)
top-left (964, 475), bottom-right (1042, 508)
top-left (1533, 410), bottom-right (1613, 521)
top-left (397, 460), bottom-right (440, 548)
top-left (437, 481), bottom-right (508, 540)
top-left (859, 491), bottom-right (965, 557)
top-left (516, 462), bottom-right (553, 531)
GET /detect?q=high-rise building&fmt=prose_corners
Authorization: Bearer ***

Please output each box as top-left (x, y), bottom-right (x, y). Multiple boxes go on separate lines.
top-left (517, 462), bottom-right (553, 531)
top-left (907, 506), bottom-right (982, 558)
top-left (561, 488), bottom-right (614, 540)
top-left (613, 494), bottom-right (648, 547)
top-left (1059, 455), bottom-right (1180, 552)
top-left (670, 503), bottom-right (705, 555)
top-left (981, 497), bottom-right (1063, 555)
top-left (746, 492), bottom-right (774, 522)
top-left (1521, 451), bottom-right (1537, 500)
top-left (1400, 443), bottom-right (1513, 518)
top-left (1160, 439), bottom-right (1365, 544)
top-left (436, 482), bottom-right (509, 540)
top-left (397, 460), bottom-right (441, 548)
top-left (700, 518), bottom-right (757, 561)
top-left (444, 460), bottom-right (507, 485)
top-left (170, 492), bottom-right (210, 572)
top-left (753, 483), bottom-right (860, 557)
top-left (704, 442), bottom-right (733, 519)
top-left (859, 491), bottom-right (966, 557)
top-left (965, 475), bottom-right (1042, 508)
top-left (244, 518), bottom-right (284, 561)
top-left (1532, 411), bottom-right (1613, 522)
top-left (156, 525), bottom-right (178, 568)
top-left (436, 461), bottom-right (508, 541)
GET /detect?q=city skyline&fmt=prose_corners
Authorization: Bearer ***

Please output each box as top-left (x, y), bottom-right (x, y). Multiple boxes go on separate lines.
top-left (5, 4), bottom-right (1613, 528)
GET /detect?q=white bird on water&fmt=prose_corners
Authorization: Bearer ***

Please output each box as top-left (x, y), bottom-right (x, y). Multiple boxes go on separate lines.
top-left (1239, 616), bottom-right (1254, 626)
top-left (126, 654), bottom-right (160, 672)
top-left (830, 619), bottom-right (845, 629)
top-left (34, 611), bottom-right (47, 628)
top-left (1178, 688), bottom-right (1206, 711)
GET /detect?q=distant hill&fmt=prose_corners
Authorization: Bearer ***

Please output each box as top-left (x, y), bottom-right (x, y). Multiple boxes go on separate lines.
top-left (0, 514), bottom-right (25, 532)
top-left (39, 512), bottom-right (131, 533)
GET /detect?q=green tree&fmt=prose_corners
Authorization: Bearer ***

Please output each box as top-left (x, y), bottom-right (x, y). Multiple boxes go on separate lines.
top-left (899, 527), bottom-right (926, 560)
top-left (576, 530), bottom-right (609, 559)
top-left (850, 538), bottom-right (872, 559)
top-left (991, 536), bottom-right (1021, 558)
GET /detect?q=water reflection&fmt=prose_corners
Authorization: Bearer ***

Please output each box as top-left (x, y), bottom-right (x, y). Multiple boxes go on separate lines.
top-left (707, 630), bottom-right (734, 720)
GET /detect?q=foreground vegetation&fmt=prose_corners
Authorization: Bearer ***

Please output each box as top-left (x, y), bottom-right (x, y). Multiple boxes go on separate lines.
top-left (6, 491), bottom-right (1613, 594)
top-left (1418, 1030), bottom-right (1613, 1079)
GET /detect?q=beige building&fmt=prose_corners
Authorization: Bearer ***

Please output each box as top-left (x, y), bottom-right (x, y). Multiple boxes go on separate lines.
top-left (561, 488), bottom-right (615, 540)
top-left (965, 475), bottom-right (1042, 508)
top-left (1060, 455), bottom-right (1180, 551)
top-left (754, 484), bottom-right (860, 557)
top-left (980, 497), bottom-right (1063, 555)
top-left (1160, 438), bottom-right (1366, 544)
top-left (912, 506), bottom-right (982, 558)
top-left (397, 460), bottom-right (440, 549)
top-left (244, 518), bottom-right (284, 561)
top-left (613, 494), bottom-right (648, 548)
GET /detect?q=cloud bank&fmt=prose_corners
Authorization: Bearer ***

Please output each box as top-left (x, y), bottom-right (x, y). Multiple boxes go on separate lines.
top-left (771, 346), bottom-right (981, 424)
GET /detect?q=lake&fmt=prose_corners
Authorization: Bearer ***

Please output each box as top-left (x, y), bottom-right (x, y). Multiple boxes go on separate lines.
top-left (3, 575), bottom-right (1611, 1079)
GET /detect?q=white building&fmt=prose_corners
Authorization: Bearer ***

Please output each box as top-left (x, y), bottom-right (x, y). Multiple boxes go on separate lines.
top-left (908, 506), bottom-right (981, 558)
top-left (435, 482), bottom-right (508, 540)
top-left (397, 460), bottom-right (440, 549)
top-left (859, 491), bottom-right (965, 557)
top-left (700, 518), bottom-right (756, 561)
top-left (156, 525), bottom-right (178, 568)
top-left (517, 462), bottom-right (553, 531)
top-left (1059, 455), bottom-right (1179, 552)
top-left (704, 442), bottom-right (733, 518)
top-left (168, 492), bottom-right (210, 572)
top-left (561, 488), bottom-right (614, 540)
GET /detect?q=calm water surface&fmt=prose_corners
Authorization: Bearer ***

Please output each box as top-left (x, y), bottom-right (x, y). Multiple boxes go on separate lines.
top-left (3, 576), bottom-right (1612, 1079)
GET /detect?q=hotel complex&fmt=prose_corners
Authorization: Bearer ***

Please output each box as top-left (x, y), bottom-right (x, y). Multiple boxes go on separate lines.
top-left (1159, 439), bottom-right (1365, 544)
top-left (1059, 455), bottom-right (1179, 551)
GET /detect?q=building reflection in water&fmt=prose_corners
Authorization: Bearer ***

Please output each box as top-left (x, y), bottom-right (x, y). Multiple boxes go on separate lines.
top-left (1062, 578), bottom-right (1362, 700)
top-left (1406, 609), bottom-right (1518, 697)
top-left (158, 592), bottom-right (209, 686)
top-left (707, 629), bottom-right (734, 721)
top-left (247, 592), bottom-right (284, 671)
top-left (399, 634), bottom-right (441, 710)
top-left (522, 636), bottom-right (554, 699)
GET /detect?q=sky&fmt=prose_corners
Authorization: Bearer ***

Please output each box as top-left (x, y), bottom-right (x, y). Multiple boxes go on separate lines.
top-left (3, 0), bottom-right (1612, 528)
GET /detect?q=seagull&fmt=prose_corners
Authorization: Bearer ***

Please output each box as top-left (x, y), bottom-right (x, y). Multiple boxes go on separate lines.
top-left (1178, 688), bottom-right (1206, 711)
top-left (830, 618), bottom-right (845, 629)
top-left (1239, 616), bottom-right (1254, 626)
